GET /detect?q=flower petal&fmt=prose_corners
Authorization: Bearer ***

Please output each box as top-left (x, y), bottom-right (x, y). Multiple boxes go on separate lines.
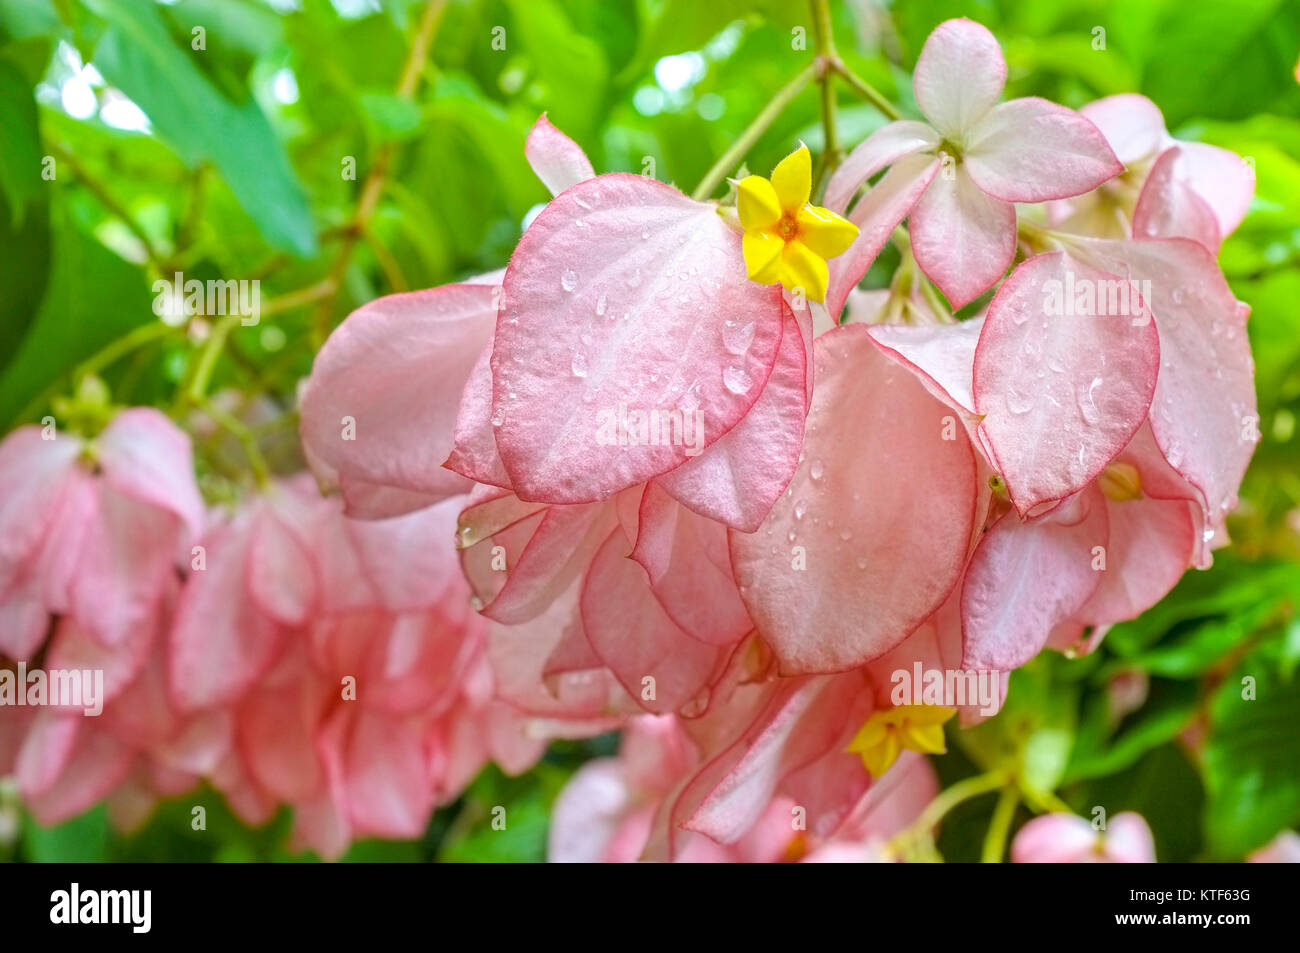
top-left (730, 326), bottom-right (977, 673)
top-left (962, 489), bottom-right (1108, 670)
top-left (300, 284), bottom-right (495, 518)
top-left (824, 120), bottom-right (940, 214)
top-left (736, 174), bottom-right (782, 230)
top-left (742, 229), bottom-right (784, 282)
top-left (770, 144), bottom-right (811, 211)
top-left (974, 252), bottom-right (1160, 514)
top-left (909, 165), bottom-right (1016, 310)
top-left (825, 153), bottom-right (940, 320)
top-left (493, 174), bottom-right (785, 502)
top-left (780, 240), bottom-right (830, 303)
top-left (796, 205), bottom-right (858, 259)
top-left (656, 303), bottom-right (807, 531)
top-left (525, 113), bottom-right (595, 197)
top-left (965, 97), bottom-right (1122, 203)
top-left (912, 18), bottom-right (1006, 139)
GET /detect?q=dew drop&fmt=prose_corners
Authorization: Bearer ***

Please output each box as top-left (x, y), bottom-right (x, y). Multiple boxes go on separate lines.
top-left (810, 459), bottom-right (825, 481)
top-left (627, 269), bottom-right (642, 288)
top-left (595, 294), bottom-right (607, 316)
top-left (723, 364), bottom-right (754, 395)
top-left (561, 268), bottom-right (578, 292)
top-left (571, 351), bottom-right (589, 378)
top-left (793, 499), bottom-right (809, 520)
top-left (722, 320), bottom-right (756, 355)
top-left (1077, 376), bottom-right (1102, 425)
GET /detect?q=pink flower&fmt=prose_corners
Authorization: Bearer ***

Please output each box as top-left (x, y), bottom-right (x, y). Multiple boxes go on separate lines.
top-left (1050, 94), bottom-right (1255, 251)
top-left (1249, 830), bottom-right (1300, 863)
top-left (301, 115), bottom-right (809, 534)
top-left (823, 18), bottom-right (1121, 313)
top-left (1012, 812), bottom-right (1155, 863)
top-left (0, 408), bottom-right (202, 658)
top-left (548, 711), bottom-right (937, 862)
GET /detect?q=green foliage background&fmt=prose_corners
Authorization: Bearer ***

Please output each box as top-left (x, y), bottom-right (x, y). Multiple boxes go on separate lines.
top-left (1, 0), bottom-right (1298, 861)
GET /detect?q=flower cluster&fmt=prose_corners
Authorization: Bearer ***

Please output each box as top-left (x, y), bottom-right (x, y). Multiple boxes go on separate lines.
top-left (0, 18), bottom-right (1259, 862)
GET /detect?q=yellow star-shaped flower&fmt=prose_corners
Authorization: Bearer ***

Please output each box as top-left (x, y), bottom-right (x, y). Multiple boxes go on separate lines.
top-left (847, 704), bottom-right (956, 778)
top-left (736, 144), bottom-right (859, 303)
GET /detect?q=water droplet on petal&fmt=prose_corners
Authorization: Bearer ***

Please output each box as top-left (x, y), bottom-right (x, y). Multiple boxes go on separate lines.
top-left (722, 320), bottom-right (756, 355)
top-left (571, 351), bottom-right (589, 378)
top-left (1077, 376), bottom-right (1102, 425)
top-left (561, 268), bottom-right (578, 292)
top-left (723, 364), bottom-right (753, 395)
top-left (793, 499), bottom-right (808, 520)
top-left (810, 459), bottom-right (825, 481)
top-left (596, 294), bottom-right (607, 316)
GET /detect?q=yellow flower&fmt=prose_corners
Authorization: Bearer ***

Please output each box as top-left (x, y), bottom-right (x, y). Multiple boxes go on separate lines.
top-left (736, 144), bottom-right (859, 303)
top-left (847, 705), bottom-right (956, 778)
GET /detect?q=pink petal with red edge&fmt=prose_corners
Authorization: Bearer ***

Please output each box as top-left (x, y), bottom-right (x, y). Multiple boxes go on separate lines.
top-left (486, 575), bottom-right (630, 722)
top-left (825, 153), bottom-right (940, 322)
top-left (525, 113), bottom-right (595, 197)
top-left (1068, 238), bottom-right (1257, 533)
top-left (236, 682), bottom-right (326, 801)
top-left (492, 173), bottom-right (784, 503)
top-left (246, 502), bottom-right (318, 626)
top-left (299, 284), bottom-right (495, 519)
top-left (1079, 494), bottom-right (1194, 625)
top-left (656, 304), bottom-right (807, 532)
top-left (21, 721), bottom-right (135, 826)
top-left (680, 673), bottom-right (868, 844)
top-left (867, 315), bottom-right (983, 415)
top-left (169, 516), bottom-right (287, 710)
top-left (0, 428), bottom-right (80, 595)
top-left (629, 483), bottom-right (752, 646)
top-left (322, 706), bottom-right (433, 839)
top-left (1080, 94), bottom-right (1167, 165)
top-left (962, 489), bottom-right (1109, 670)
top-left (476, 500), bottom-right (616, 624)
top-left (975, 252), bottom-right (1159, 513)
top-left (731, 326), bottom-right (977, 674)
top-left (97, 407), bottom-right (203, 540)
top-left (910, 166), bottom-right (1016, 310)
top-left (824, 120), bottom-right (940, 213)
top-left (965, 98), bottom-right (1122, 203)
top-left (580, 527), bottom-right (726, 714)
top-left (345, 496), bottom-right (462, 613)
top-left (1173, 142), bottom-right (1254, 240)
top-left (444, 335), bottom-right (513, 489)
top-left (912, 18), bottom-right (1006, 139)
top-left (1133, 147), bottom-right (1222, 250)
top-left (69, 483), bottom-right (180, 646)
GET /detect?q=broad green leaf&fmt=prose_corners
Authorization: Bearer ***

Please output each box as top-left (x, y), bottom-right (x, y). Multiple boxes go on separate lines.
top-left (1204, 641), bottom-right (1300, 857)
top-left (85, 0), bottom-right (316, 255)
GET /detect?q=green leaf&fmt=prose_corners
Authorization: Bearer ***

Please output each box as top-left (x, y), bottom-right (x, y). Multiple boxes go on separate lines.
top-left (0, 58), bottom-right (43, 223)
top-left (1065, 679), bottom-right (1198, 782)
top-left (23, 804), bottom-right (111, 862)
top-left (0, 202), bottom-right (155, 425)
top-left (1204, 641), bottom-right (1300, 857)
top-left (85, 0), bottom-right (316, 255)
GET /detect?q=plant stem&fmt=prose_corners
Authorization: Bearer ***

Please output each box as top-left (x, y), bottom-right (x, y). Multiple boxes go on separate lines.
top-left (312, 0), bottom-right (448, 345)
top-left (810, 0), bottom-right (839, 196)
top-left (690, 63), bottom-right (817, 201)
top-left (829, 59), bottom-right (902, 120)
top-left (7, 321), bottom-right (177, 428)
top-left (889, 769), bottom-right (1008, 856)
top-left (981, 786), bottom-right (1020, 862)
top-left (199, 397), bottom-right (271, 487)
top-left (49, 141), bottom-right (167, 268)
